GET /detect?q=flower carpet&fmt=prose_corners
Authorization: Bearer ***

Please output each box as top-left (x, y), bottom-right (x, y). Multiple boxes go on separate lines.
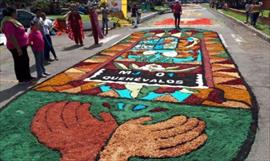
top-left (0, 28), bottom-right (257, 161)
top-left (154, 18), bottom-right (213, 26)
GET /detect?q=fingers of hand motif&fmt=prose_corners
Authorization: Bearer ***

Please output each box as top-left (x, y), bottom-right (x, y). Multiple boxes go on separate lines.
top-left (32, 102), bottom-right (207, 161)
top-left (99, 116), bottom-right (207, 161)
top-left (31, 101), bottom-right (118, 161)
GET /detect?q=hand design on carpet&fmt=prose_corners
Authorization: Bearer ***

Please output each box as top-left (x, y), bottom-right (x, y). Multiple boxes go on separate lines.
top-left (99, 116), bottom-right (208, 161)
top-left (32, 102), bottom-right (207, 161)
top-left (31, 101), bottom-right (118, 161)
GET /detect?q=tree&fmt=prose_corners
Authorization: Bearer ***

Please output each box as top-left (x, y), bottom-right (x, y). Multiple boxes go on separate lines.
top-left (225, 0), bottom-right (245, 9)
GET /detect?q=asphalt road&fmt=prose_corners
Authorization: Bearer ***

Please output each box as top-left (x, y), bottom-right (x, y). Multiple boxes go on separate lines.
top-left (0, 4), bottom-right (269, 161)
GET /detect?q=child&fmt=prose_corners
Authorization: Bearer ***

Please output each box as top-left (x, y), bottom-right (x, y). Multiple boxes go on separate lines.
top-left (28, 21), bottom-right (50, 78)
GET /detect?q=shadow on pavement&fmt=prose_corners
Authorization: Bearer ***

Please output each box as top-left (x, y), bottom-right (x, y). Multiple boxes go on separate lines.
top-left (0, 83), bottom-right (32, 104)
top-left (62, 45), bottom-right (82, 51)
top-left (83, 43), bottom-right (103, 50)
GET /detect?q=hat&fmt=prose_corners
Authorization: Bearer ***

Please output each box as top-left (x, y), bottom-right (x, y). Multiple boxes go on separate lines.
top-left (175, 0), bottom-right (179, 2)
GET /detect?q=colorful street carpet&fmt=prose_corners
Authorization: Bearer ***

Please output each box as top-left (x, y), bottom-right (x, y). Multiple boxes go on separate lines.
top-left (154, 18), bottom-right (212, 26)
top-left (0, 28), bottom-right (257, 161)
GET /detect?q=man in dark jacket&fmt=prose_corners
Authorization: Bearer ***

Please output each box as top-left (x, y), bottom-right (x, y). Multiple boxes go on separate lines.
top-left (131, 4), bottom-right (139, 28)
top-left (172, 0), bottom-right (182, 29)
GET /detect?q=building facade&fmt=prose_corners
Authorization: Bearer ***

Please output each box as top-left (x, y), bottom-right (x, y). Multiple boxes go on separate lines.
top-left (262, 0), bottom-right (270, 9)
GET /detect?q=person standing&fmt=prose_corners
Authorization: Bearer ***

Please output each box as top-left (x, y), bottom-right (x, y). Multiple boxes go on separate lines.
top-left (28, 21), bottom-right (50, 78)
top-left (33, 8), bottom-right (53, 62)
top-left (131, 4), bottom-right (139, 28)
top-left (41, 12), bottom-right (58, 60)
top-left (0, 7), bottom-right (34, 83)
top-left (33, 9), bottom-right (45, 36)
top-left (245, 1), bottom-right (251, 24)
top-left (88, 4), bottom-right (104, 45)
top-left (67, 6), bottom-right (84, 46)
top-left (172, 0), bottom-right (182, 29)
top-left (101, 4), bottom-right (110, 36)
top-left (250, 1), bottom-right (262, 27)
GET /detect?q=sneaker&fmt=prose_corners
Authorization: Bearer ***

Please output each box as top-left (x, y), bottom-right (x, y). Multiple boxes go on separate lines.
top-left (44, 72), bottom-right (51, 76)
top-left (18, 81), bottom-right (28, 85)
top-left (38, 75), bottom-right (47, 79)
top-left (54, 57), bottom-right (59, 61)
top-left (48, 58), bottom-right (54, 62)
top-left (28, 77), bottom-right (36, 81)
top-left (44, 61), bottom-right (51, 65)
top-left (22, 78), bottom-right (37, 84)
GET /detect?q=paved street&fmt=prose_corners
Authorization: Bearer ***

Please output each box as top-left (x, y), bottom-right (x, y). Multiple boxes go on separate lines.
top-left (0, 4), bottom-right (269, 161)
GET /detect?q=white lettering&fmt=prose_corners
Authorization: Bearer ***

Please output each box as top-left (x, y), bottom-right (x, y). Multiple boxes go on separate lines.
top-left (176, 80), bottom-right (184, 84)
top-left (156, 72), bottom-right (165, 77)
top-left (167, 80), bottom-right (175, 84)
top-left (118, 77), bottom-right (126, 81)
top-left (103, 76), bottom-right (111, 80)
top-left (134, 77), bottom-right (142, 82)
top-left (158, 80), bottom-right (165, 84)
top-left (142, 79), bottom-right (150, 82)
top-left (111, 76), bottom-right (119, 80)
top-left (149, 79), bottom-right (158, 83)
top-left (119, 71), bottom-right (132, 75)
top-left (126, 77), bottom-right (134, 81)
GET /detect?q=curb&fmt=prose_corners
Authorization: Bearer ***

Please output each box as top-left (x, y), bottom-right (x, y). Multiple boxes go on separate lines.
top-left (207, 8), bottom-right (270, 43)
top-left (82, 12), bottom-right (159, 31)
top-left (140, 12), bottom-right (159, 23)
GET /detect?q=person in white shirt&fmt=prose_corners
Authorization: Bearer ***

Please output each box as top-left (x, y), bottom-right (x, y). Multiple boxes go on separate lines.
top-left (41, 12), bottom-right (58, 61)
top-left (32, 9), bottom-right (45, 35)
top-left (245, 1), bottom-right (251, 24)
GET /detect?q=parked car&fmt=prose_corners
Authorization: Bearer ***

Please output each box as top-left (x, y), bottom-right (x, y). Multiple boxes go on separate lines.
top-left (16, 9), bottom-right (35, 28)
top-left (0, 8), bottom-right (5, 46)
top-left (0, 33), bottom-right (6, 46)
top-left (0, 9), bottom-right (35, 29)
top-left (0, 8), bottom-right (4, 23)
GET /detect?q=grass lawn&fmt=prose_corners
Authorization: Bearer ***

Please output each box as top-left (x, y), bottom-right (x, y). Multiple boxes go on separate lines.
top-left (48, 14), bottom-right (89, 23)
top-left (201, 3), bottom-right (210, 8)
top-left (220, 9), bottom-right (270, 36)
top-left (261, 10), bottom-right (270, 18)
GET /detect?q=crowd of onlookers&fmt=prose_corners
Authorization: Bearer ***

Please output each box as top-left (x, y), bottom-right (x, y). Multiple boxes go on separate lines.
top-left (209, 0), bottom-right (264, 27)
top-left (0, 1), bottom-right (116, 84)
top-left (245, 0), bottom-right (264, 27)
top-left (0, 7), bottom-right (57, 83)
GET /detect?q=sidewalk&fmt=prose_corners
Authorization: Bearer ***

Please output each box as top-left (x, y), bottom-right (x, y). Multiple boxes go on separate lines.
top-left (0, 10), bottom-right (158, 106)
top-left (83, 12), bottom-right (159, 30)
top-left (0, 27), bottom-right (134, 108)
top-left (206, 7), bottom-right (270, 42)
top-left (128, 12), bottom-right (159, 23)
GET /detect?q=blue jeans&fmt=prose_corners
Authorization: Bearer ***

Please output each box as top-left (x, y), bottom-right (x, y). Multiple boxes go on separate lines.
top-left (32, 49), bottom-right (46, 77)
top-left (44, 35), bottom-right (57, 60)
top-left (246, 12), bottom-right (250, 23)
top-left (102, 18), bottom-right (109, 35)
top-left (251, 12), bottom-right (260, 26)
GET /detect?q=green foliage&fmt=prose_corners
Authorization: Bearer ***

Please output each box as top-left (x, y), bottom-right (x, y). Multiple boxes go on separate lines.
top-left (221, 9), bottom-right (270, 36)
top-left (261, 10), bottom-right (270, 18)
top-left (32, 0), bottom-right (50, 10)
top-left (154, 5), bottom-right (170, 12)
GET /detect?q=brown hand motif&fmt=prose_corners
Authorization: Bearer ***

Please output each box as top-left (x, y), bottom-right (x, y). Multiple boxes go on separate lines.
top-left (99, 116), bottom-right (207, 161)
top-left (31, 101), bottom-right (118, 161)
